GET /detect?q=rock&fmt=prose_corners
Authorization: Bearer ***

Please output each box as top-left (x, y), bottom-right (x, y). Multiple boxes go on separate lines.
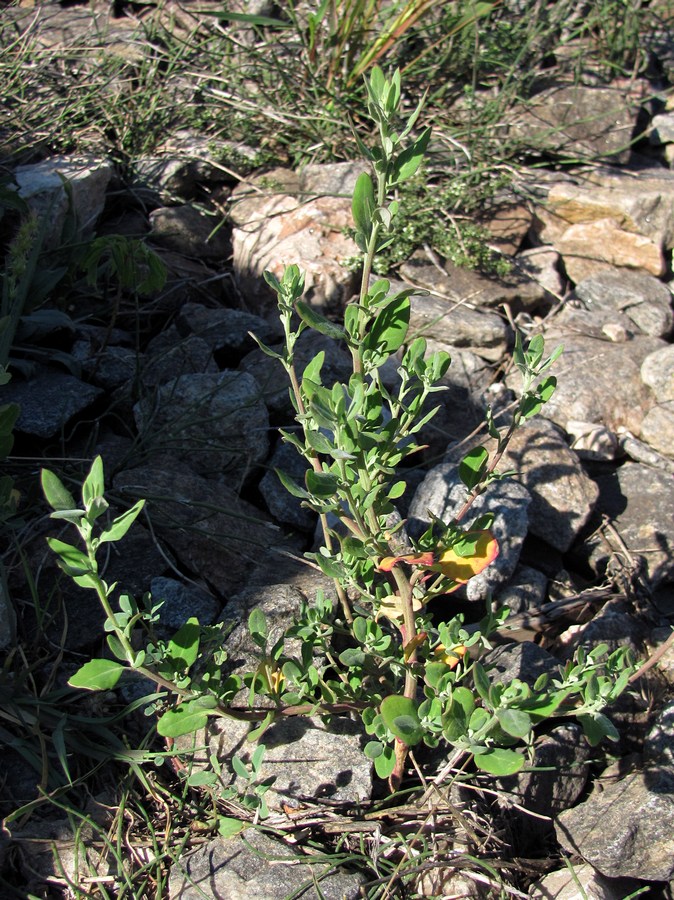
top-left (555, 767), bottom-right (674, 882)
top-left (175, 303), bottom-right (281, 362)
top-left (566, 598), bottom-right (647, 659)
top-left (539, 167), bottom-right (674, 263)
top-left (516, 246), bottom-right (564, 301)
top-left (0, 581), bottom-right (15, 652)
top-left (169, 828), bottom-right (365, 899)
top-left (565, 421), bottom-right (619, 462)
top-left (641, 343), bottom-right (674, 401)
top-left (399, 252), bottom-right (551, 314)
top-left (259, 442), bottom-right (316, 532)
top-left (555, 218), bottom-right (666, 282)
top-left (149, 205), bottom-right (229, 261)
top-left (498, 723), bottom-right (591, 817)
top-left (573, 270), bottom-right (673, 338)
top-left (579, 462), bottom-right (674, 589)
top-left (133, 371), bottom-right (269, 486)
top-left (529, 863), bottom-right (642, 900)
top-left (7, 819), bottom-right (111, 889)
top-left (483, 641), bottom-right (560, 688)
top-left (644, 699), bottom-right (674, 769)
top-left (13, 155), bottom-right (112, 247)
top-left (408, 467), bottom-right (531, 602)
top-left (496, 418), bottom-right (599, 552)
top-left (5, 368), bottom-right (103, 439)
top-left (149, 577), bottom-right (221, 632)
top-left (494, 564), bottom-right (548, 616)
top-left (71, 340), bottom-right (138, 390)
top-left (195, 715), bottom-right (372, 813)
top-left (509, 83), bottom-right (641, 163)
top-left (407, 289), bottom-right (511, 362)
top-left (649, 112), bottom-right (674, 144)
top-left (526, 330), bottom-right (662, 435)
top-left (639, 401), bottom-right (674, 458)
top-left (141, 329), bottom-right (218, 389)
top-left (231, 163), bottom-right (362, 315)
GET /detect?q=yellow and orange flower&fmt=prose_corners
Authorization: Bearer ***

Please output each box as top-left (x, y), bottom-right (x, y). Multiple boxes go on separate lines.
top-left (378, 530), bottom-right (499, 590)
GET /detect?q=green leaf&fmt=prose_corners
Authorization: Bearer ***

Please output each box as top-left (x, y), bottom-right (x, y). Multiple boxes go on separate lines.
top-left (168, 618), bottom-right (201, 669)
top-left (363, 294), bottom-right (410, 358)
top-left (41, 469), bottom-right (77, 512)
top-left (217, 816), bottom-right (245, 838)
top-left (364, 740), bottom-right (384, 760)
top-left (275, 468), bottom-right (310, 500)
top-left (387, 480), bottom-right (406, 500)
top-left (393, 126), bottom-right (431, 182)
top-left (156, 700), bottom-right (210, 738)
top-left (473, 662), bottom-right (491, 701)
top-left (473, 747), bottom-right (525, 776)
top-left (46, 538), bottom-right (94, 578)
top-left (248, 608), bottom-right (267, 646)
top-left (496, 708), bottom-right (532, 739)
top-left (68, 659), bottom-right (124, 691)
top-left (305, 469), bottom-right (340, 499)
top-left (459, 446), bottom-right (489, 490)
top-left (82, 456), bottom-right (105, 510)
top-left (380, 695), bottom-right (423, 746)
top-left (98, 500), bottom-right (145, 544)
top-left (578, 713), bottom-right (619, 746)
top-left (352, 172), bottom-right (375, 239)
top-left (537, 375), bottom-right (557, 402)
top-left (302, 350), bottom-right (325, 388)
top-left (185, 770), bottom-right (218, 787)
top-left (374, 744), bottom-right (396, 779)
top-left (296, 301), bottom-right (345, 341)
top-left (195, 9), bottom-right (291, 27)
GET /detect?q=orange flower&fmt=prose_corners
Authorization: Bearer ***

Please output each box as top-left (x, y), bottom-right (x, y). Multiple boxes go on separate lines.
top-left (434, 643), bottom-right (467, 669)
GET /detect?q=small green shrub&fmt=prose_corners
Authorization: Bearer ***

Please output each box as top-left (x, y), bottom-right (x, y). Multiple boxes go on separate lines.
top-left (43, 69), bottom-right (635, 801)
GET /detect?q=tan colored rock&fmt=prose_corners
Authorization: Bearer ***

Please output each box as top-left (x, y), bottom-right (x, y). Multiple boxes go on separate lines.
top-left (555, 218), bottom-right (665, 281)
top-left (640, 402), bottom-right (674, 458)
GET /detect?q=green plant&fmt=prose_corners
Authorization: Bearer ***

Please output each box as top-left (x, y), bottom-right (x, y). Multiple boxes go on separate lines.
top-left (43, 69), bottom-right (635, 802)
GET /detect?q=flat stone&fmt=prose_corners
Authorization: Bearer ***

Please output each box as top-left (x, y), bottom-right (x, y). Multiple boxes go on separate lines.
top-left (5, 368), bottom-right (103, 439)
top-left (259, 442), bottom-right (316, 532)
top-left (176, 303), bottom-right (281, 361)
top-left (141, 329), bottom-right (218, 389)
top-left (556, 767), bottom-right (674, 882)
top-left (169, 829), bottom-right (365, 899)
top-left (150, 577), bottom-right (221, 632)
top-left (494, 564), bottom-right (547, 616)
top-left (484, 641), bottom-right (560, 688)
top-left (133, 371), bottom-right (269, 485)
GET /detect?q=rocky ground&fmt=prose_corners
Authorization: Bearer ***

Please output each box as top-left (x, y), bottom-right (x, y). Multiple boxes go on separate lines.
top-left (2, 1), bottom-right (674, 898)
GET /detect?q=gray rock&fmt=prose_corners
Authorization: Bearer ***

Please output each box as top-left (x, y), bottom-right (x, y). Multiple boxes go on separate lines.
top-left (567, 599), bottom-right (647, 659)
top-left (133, 371), bottom-right (269, 485)
top-left (5, 368), bottom-right (103, 439)
top-left (149, 205), bottom-right (229, 261)
top-left (498, 723), bottom-right (591, 817)
top-left (71, 340), bottom-right (138, 390)
top-left (259, 442), bottom-right (316, 532)
top-left (176, 303), bottom-right (281, 360)
top-left (555, 767), bottom-right (674, 882)
top-left (408, 467), bottom-right (531, 602)
top-left (524, 330), bottom-right (662, 435)
top-left (199, 714), bottom-right (372, 812)
top-left (141, 328), bottom-right (218, 389)
top-left (399, 252), bottom-right (551, 314)
top-left (639, 401), bottom-right (674, 458)
top-left (496, 418), bottom-right (599, 553)
top-left (483, 641), bottom-right (560, 689)
top-left (573, 270), bottom-right (673, 339)
top-left (169, 828), bottom-right (365, 899)
top-left (641, 343), bottom-right (674, 401)
top-left (150, 577), bottom-right (221, 631)
top-left (407, 289), bottom-right (511, 363)
top-left (565, 421), bottom-right (619, 462)
top-left (649, 112), bottom-right (674, 145)
top-left (13, 155), bottom-right (112, 247)
top-left (509, 83), bottom-right (640, 163)
top-left (579, 461), bottom-right (674, 589)
top-left (643, 699), bottom-right (674, 770)
top-left (529, 863), bottom-right (642, 900)
top-left (494, 564), bottom-right (547, 616)
top-left (113, 463), bottom-right (297, 595)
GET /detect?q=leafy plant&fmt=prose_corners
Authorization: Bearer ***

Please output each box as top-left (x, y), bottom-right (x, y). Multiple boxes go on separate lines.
top-left (43, 68), bottom-right (635, 800)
